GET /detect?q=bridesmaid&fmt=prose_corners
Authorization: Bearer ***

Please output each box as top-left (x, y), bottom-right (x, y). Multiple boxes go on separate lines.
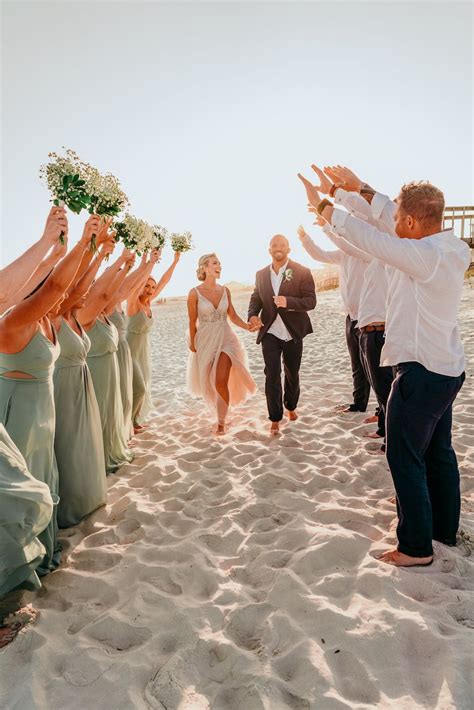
top-left (106, 250), bottom-right (159, 440)
top-left (77, 248), bottom-right (136, 473)
top-left (127, 251), bottom-right (181, 432)
top-left (0, 425), bottom-right (53, 648)
top-left (0, 209), bottom-right (97, 575)
top-left (51, 236), bottom-right (115, 526)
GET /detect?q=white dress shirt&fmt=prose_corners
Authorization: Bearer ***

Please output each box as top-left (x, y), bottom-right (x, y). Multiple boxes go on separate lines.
top-left (330, 208), bottom-right (471, 376)
top-left (268, 261), bottom-right (292, 341)
top-left (333, 189), bottom-right (393, 328)
top-left (300, 224), bottom-right (367, 321)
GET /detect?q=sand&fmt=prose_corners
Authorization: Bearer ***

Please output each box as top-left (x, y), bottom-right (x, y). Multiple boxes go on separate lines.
top-left (0, 285), bottom-right (472, 709)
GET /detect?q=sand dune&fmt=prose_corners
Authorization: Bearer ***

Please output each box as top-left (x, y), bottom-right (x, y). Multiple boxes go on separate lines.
top-left (1, 286), bottom-right (472, 709)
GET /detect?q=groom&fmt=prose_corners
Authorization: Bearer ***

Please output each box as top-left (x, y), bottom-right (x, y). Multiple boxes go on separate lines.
top-left (248, 235), bottom-right (317, 435)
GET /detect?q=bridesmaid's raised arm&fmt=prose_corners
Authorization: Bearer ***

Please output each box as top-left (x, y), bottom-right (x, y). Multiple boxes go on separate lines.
top-left (105, 251), bottom-right (156, 315)
top-left (150, 251), bottom-right (181, 303)
top-left (0, 207), bottom-right (67, 309)
top-left (77, 250), bottom-right (135, 329)
top-left (0, 219), bottom-right (97, 350)
top-left (57, 237), bottom-right (115, 316)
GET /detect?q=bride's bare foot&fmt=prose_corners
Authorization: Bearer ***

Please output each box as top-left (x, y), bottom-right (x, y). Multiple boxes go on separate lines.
top-left (286, 410), bottom-right (298, 421)
top-left (133, 423), bottom-right (150, 435)
top-left (270, 422), bottom-right (280, 436)
top-left (364, 414), bottom-right (378, 424)
top-left (216, 423), bottom-right (226, 435)
top-left (377, 549), bottom-right (433, 567)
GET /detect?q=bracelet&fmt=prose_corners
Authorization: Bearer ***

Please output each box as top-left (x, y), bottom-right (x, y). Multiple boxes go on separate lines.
top-left (316, 198), bottom-right (333, 215)
top-left (328, 183), bottom-right (339, 198)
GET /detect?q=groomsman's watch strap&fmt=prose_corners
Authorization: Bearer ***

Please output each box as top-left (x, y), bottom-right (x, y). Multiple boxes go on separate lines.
top-left (329, 183), bottom-right (340, 198)
top-left (360, 183), bottom-right (376, 200)
top-left (316, 199), bottom-right (333, 215)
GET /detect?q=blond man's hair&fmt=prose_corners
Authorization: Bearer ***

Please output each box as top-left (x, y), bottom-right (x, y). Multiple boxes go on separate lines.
top-left (398, 181), bottom-right (445, 225)
top-left (196, 253), bottom-right (218, 281)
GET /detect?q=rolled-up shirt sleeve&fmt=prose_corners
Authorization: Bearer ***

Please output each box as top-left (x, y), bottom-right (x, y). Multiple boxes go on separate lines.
top-left (300, 232), bottom-right (342, 265)
top-left (330, 208), bottom-right (439, 281)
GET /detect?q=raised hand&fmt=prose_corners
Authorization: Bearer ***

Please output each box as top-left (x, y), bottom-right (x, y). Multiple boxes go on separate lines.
top-left (297, 225), bottom-right (307, 241)
top-left (297, 173), bottom-right (322, 209)
top-left (311, 165), bottom-right (333, 194)
top-left (80, 214), bottom-right (102, 247)
top-left (42, 206), bottom-right (68, 245)
top-left (95, 217), bottom-right (114, 246)
top-left (100, 235), bottom-right (116, 260)
top-left (324, 165), bottom-right (362, 192)
top-left (150, 248), bottom-right (162, 264)
top-left (122, 248), bottom-right (135, 268)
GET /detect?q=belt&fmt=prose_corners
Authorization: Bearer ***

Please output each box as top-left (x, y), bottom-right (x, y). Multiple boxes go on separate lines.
top-left (361, 324), bottom-right (385, 333)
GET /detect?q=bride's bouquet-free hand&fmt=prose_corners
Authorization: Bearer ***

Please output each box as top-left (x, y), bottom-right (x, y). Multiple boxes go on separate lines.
top-left (39, 148), bottom-right (90, 243)
top-left (170, 231), bottom-right (193, 253)
top-left (115, 215), bottom-right (167, 255)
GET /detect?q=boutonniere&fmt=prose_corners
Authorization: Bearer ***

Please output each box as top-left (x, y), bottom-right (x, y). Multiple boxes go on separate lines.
top-left (283, 268), bottom-right (294, 282)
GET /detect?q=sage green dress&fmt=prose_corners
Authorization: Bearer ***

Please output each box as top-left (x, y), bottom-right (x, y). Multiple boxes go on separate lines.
top-left (109, 309), bottom-right (133, 440)
top-left (0, 424), bottom-right (53, 597)
top-left (0, 329), bottom-right (61, 576)
top-left (86, 317), bottom-right (133, 473)
top-left (54, 318), bottom-right (107, 527)
top-left (126, 310), bottom-right (154, 426)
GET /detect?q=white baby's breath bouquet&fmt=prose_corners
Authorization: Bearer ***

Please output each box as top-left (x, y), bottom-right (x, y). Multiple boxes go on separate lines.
top-left (115, 215), bottom-right (163, 255)
top-left (82, 164), bottom-right (129, 251)
top-left (39, 148), bottom-right (90, 242)
top-left (151, 225), bottom-right (168, 250)
top-left (170, 231), bottom-right (193, 253)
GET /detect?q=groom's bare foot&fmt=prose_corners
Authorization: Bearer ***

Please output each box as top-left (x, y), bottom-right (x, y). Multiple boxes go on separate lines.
top-left (364, 414), bottom-right (378, 424)
top-left (270, 422), bottom-right (280, 436)
top-left (286, 410), bottom-right (298, 421)
top-left (377, 549), bottom-right (433, 567)
top-left (363, 431), bottom-right (383, 439)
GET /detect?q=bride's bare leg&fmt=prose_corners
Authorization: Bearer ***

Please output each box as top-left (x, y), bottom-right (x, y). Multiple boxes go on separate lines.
top-left (215, 353), bottom-right (231, 433)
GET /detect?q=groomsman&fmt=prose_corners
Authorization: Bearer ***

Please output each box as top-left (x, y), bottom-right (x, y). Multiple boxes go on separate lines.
top-left (298, 172), bottom-right (370, 414)
top-left (300, 173), bottom-right (470, 567)
top-left (248, 235), bottom-right (316, 435)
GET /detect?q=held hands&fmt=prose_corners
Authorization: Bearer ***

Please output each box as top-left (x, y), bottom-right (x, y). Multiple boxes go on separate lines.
top-left (42, 206), bottom-right (68, 245)
top-left (248, 316), bottom-right (263, 332)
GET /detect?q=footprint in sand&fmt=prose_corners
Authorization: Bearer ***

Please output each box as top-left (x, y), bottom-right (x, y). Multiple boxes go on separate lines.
top-left (324, 648), bottom-right (380, 705)
top-left (85, 616), bottom-right (152, 653)
top-left (69, 548), bottom-right (122, 572)
top-left (447, 600), bottom-right (474, 629)
top-left (224, 602), bottom-right (273, 651)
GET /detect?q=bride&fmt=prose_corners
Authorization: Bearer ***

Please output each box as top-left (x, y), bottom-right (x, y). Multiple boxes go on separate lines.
top-left (186, 253), bottom-right (257, 434)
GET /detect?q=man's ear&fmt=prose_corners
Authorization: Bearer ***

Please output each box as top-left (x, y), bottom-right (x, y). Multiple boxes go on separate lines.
top-left (407, 215), bottom-right (414, 230)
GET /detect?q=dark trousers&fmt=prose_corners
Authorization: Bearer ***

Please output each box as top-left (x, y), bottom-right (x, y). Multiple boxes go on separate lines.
top-left (261, 334), bottom-right (303, 422)
top-left (386, 362), bottom-right (465, 558)
top-left (359, 330), bottom-right (393, 437)
top-left (345, 315), bottom-right (370, 412)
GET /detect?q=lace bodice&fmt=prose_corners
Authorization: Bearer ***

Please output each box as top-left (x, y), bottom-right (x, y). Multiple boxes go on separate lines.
top-left (195, 287), bottom-right (228, 324)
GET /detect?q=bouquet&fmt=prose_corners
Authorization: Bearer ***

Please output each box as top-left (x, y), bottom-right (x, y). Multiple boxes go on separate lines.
top-left (82, 165), bottom-right (129, 250)
top-left (39, 148), bottom-right (90, 243)
top-left (170, 231), bottom-right (193, 253)
top-left (115, 215), bottom-right (165, 255)
top-left (151, 225), bottom-right (168, 250)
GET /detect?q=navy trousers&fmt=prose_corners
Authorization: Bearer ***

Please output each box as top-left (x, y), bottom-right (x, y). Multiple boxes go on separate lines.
top-left (262, 334), bottom-right (303, 422)
top-left (359, 330), bottom-right (393, 437)
top-left (345, 316), bottom-right (370, 412)
top-left (386, 362), bottom-right (465, 558)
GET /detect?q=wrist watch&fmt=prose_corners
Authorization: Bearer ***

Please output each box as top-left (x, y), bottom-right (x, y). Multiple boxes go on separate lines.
top-left (316, 198), bottom-right (333, 215)
top-left (328, 183), bottom-right (339, 198)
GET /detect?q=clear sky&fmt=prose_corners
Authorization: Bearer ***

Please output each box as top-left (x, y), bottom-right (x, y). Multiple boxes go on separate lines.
top-left (1, 1), bottom-right (472, 296)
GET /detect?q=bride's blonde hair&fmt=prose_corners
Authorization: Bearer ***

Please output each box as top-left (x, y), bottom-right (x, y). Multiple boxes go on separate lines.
top-left (196, 253), bottom-right (218, 281)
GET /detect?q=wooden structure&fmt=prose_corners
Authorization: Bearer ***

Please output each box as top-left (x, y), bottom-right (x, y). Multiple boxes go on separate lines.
top-left (443, 205), bottom-right (474, 247)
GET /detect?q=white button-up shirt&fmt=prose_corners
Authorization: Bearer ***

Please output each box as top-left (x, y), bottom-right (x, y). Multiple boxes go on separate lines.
top-left (300, 224), bottom-right (367, 321)
top-left (333, 189), bottom-right (393, 328)
top-left (330, 208), bottom-right (471, 376)
top-left (268, 261), bottom-right (292, 341)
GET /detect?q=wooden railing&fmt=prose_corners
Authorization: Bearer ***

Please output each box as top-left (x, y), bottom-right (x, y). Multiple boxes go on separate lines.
top-left (443, 205), bottom-right (474, 246)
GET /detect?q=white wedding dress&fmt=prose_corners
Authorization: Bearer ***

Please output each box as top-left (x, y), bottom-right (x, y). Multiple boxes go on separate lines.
top-left (186, 287), bottom-right (256, 423)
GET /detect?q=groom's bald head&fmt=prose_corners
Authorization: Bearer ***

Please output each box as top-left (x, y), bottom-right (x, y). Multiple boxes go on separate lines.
top-left (270, 234), bottom-right (290, 248)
